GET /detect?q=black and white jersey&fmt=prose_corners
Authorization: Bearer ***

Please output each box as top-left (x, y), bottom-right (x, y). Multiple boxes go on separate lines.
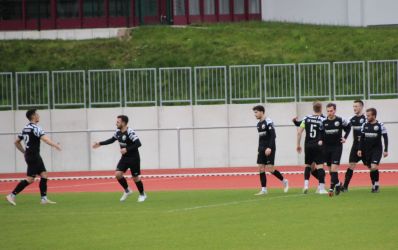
top-left (18, 123), bottom-right (45, 157)
top-left (257, 118), bottom-right (276, 150)
top-left (300, 115), bottom-right (326, 145)
top-left (359, 121), bottom-right (388, 152)
top-left (348, 114), bottom-right (366, 144)
top-left (100, 127), bottom-right (142, 158)
top-left (322, 116), bottom-right (351, 146)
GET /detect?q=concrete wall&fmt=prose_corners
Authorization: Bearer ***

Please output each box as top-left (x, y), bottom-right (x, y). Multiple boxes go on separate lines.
top-left (0, 28), bottom-right (122, 40)
top-left (0, 100), bottom-right (397, 173)
top-left (262, 0), bottom-right (398, 27)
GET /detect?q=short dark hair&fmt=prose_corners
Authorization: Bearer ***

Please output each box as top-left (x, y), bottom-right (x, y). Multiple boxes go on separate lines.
top-left (26, 109), bottom-right (37, 121)
top-left (354, 100), bottom-right (364, 106)
top-left (326, 103), bottom-right (336, 110)
top-left (117, 115), bottom-right (129, 124)
top-left (252, 105), bottom-right (265, 113)
top-left (313, 101), bottom-right (322, 113)
top-left (366, 108), bottom-right (377, 117)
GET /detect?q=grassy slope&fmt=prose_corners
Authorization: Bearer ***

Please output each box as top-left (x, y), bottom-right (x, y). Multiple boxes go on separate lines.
top-left (1, 187), bottom-right (398, 250)
top-left (1, 22), bottom-right (398, 72)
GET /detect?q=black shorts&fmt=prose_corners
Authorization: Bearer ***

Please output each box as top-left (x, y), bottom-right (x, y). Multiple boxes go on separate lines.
top-left (349, 143), bottom-right (361, 163)
top-left (324, 145), bottom-right (343, 167)
top-left (304, 144), bottom-right (324, 165)
top-left (116, 157), bottom-right (141, 176)
top-left (25, 155), bottom-right (47, 178)
top-left (362, 147), bottom-right (383, 167)
top-left (257, 148), bottom-right (275, 165)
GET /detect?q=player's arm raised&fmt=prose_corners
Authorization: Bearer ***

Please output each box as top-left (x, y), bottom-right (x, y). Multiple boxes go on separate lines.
top-left (14, 137), bottom-right (25, 154)
top-left (41, 135), bottom-right (62, 151)
top-left (93, 137), bottom-right (117, 149)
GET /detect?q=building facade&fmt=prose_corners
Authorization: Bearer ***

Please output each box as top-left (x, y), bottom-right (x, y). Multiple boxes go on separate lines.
top-left (0, 0), bottom-right (261, 31)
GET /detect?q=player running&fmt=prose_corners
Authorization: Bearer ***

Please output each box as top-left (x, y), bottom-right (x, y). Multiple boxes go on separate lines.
top-left (321, 103), bottom-right (351, 197)
top-left (357, 108), bottom-right (389, 193)
top-left (296, 101), bottom-right (328, 194)
top-left (253, 105), bottom-right (289, 195)
top-left (93, 115), bottom-right (147, 202)
top-left (6, 109), bottom-right (61, 206)
top-left (341, 100), bottom-right (366, 192)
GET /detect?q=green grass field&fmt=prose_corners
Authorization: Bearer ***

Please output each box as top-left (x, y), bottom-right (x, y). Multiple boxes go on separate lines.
top-left (1, 22), bottom-right (398, 72)
top-left (1, 187), bottom-right (398, 250)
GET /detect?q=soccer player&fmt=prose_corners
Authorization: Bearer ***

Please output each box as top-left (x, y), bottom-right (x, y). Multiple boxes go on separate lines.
top-left (341, 100), bottom-right (366, 192)
top-left (358, 108), bottom-right (388, 193)
top-left (296, 101), bottom-right (327, 194)
top-left (6, 109), bottom-right (61, 206)
top-left (322, 103), bottom-right (351, 196)
top-left (292, 112), bottom-right (326, 186)
top-left (93, 115), bottom-right (147, 202)
top-left (253, 105), bottom-right (289, 195)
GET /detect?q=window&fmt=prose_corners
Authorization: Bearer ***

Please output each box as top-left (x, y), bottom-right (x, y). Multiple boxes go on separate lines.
top-left (83, 0), bottom-right (104, 17)
top-left (141, 0), bottom-right (157, 17)
top-left (174, 0), bottom-right (185, 16)
top-left (0, 0), bottom-right (22, 20)
top-left (204, 0), bottom-right (214, 15)
top-left (26, 0), bottom-right (51, 19)
top-left (249, 0), bottom-right (260, 14)
top-left (218, 0), bottom-right (229, 15)
top-left (109, 0), bottom-right (130, 17)
top-left (189, 0), bottom-right (199, 15)
top-left (57, 0), bottom-right (79, 18)
top-left (233, 0), bottom-right (244, 15)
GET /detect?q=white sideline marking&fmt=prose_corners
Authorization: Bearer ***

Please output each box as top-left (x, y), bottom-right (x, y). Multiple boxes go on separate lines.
top-left (167, 193), bottom-right (305, 213)
top-left (1, 169), bottom-right (398, 182)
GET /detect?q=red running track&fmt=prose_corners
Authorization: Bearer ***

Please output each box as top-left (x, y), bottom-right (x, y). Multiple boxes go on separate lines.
top-left (0, 164), bottom-right (397, 194)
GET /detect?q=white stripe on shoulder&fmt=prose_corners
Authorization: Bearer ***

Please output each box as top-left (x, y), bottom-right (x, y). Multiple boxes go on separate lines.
top-left (265, 118), bottom-right (273, 125)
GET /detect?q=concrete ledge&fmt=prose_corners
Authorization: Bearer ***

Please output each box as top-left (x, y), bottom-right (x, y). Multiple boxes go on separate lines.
top-left (0, 28), bottom-right (130, 40)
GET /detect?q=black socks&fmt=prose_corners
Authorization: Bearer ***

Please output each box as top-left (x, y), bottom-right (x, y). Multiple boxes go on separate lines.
top-left (259, 172), bottom-right (266, 187)
top-left (40, 178), bottom-right (48, 197)
top-left (117, 177), bottom-right (129, 192)
top-left (12, 180), bottom-right (30, 195)
top-left (135, 180), bottom-right (144, 195)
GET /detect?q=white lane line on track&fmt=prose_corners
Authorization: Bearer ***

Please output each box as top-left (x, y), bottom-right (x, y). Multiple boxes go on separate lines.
top-left (0, 177), bottom-right (177, 193)
top-left (166, 193), bottom-right (306, 213)
top-left (1, 170), bottom-right (398, 183)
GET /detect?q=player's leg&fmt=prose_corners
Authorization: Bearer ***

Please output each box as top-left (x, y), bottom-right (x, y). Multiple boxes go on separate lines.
top-left (265, 148), bottom-right (288, 192)
top-left (370, 149), bottom-right (382, 193)
top-left (316, 165), bottom-right (327, 194)
top-left (39, 171), bottom-right (56, 204)
top-left (310, 163), bottom-right (319, 180)
top-left (6, 176), bottom-right (34, 206)
top-left (255, 149), bottom-right (268, 195)
top-left (343, 145), bottom-right (359, 192)
top-left (370, 164), bottom-right (380, 193)
top-left (255, 164), bottom-right (267, 195)
top-left (329, 164), bottom-right (340, 196)
top-left (303, 145), bottom-right (315, 193)
top-left (303, 164), bottom-right (312, 193)
top-left (265, 165), bottom-right (289, 193)
top-left (115, 160), bottom-right (132, 201)
top-left (131, 159), bottom-right (146, 202)
top-left (329, 146), bottom-right (343, 196)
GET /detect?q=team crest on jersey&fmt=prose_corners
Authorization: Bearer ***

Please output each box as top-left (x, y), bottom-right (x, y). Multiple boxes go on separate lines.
top-left (360, 118), bottom-right (364, 123)
top-left (334, 121), bottom-right (340, 127)
top-left (122, 135), bottom-right (127, 141)
top-left (374, 126), bottom-right (379, 131)
top-left (262, 124), bottom-right (266, 129)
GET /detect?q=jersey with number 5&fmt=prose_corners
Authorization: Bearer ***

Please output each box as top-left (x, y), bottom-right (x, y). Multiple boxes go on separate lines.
top-left (300, 115), bottom-right (326, 145)
top-left (17, 123), bottom-right (45, 157)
